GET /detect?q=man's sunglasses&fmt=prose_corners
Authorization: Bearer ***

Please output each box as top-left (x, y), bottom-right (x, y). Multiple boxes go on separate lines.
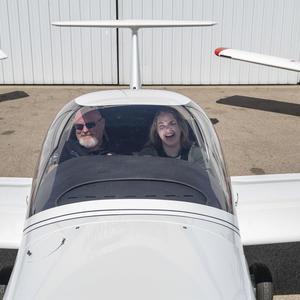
top-left (74, 118), bottom-right (102, 131)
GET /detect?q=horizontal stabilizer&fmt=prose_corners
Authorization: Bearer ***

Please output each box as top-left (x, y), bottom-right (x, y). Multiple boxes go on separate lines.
top-left (0, 177), bottom-right (32, 249)
top-left (232, 173), bottom-right (300, 245)
top-left (0, 49), bottom-right (7, 60)
top-left (52, 19), bottom-right (216, 90)
top-left (215, 47), bottom-right (300, 72)
top-left (52, 19), bottom-right (216, 28)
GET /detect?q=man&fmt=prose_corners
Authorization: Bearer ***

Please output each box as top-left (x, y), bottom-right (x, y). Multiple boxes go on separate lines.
top-left (59, 107), bottom-right (112, 163)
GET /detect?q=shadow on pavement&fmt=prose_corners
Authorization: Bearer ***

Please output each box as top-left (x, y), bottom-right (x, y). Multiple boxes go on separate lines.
top-left (0, 91), bottom-right (29, 103)
top-left (217, 95), bottom-right (300, 117)
top-left (245, 242), bottom-right (300, 295)
top-left (210, 118), bottom-right (219, 125)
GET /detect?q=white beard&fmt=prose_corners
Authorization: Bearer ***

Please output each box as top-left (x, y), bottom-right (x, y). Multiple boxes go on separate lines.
top-left (78, 136), bottom-right (99, 149)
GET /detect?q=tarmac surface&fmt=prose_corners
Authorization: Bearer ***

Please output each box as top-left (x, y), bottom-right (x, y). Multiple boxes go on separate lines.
top-left (0, 85), bottom-right (299, 177)
top-left (0, 85), bottom-right (300, 299)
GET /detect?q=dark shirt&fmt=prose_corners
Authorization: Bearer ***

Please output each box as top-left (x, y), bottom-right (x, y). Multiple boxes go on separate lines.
top-left (139, 144), bottom-right (206, 168)
top-left (155, 145), bottom-right (190, 160)
top-left (59, 138), bottom-right (112, 163)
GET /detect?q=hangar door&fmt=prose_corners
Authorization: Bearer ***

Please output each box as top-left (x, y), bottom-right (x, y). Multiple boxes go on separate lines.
top-left (0, 0), bottom-right (118, 85)
top-left (1, 0), bottom-right (300, 85)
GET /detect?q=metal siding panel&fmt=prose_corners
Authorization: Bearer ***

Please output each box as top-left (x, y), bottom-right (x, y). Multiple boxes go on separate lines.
top-left (51, 0), bottom-right (117, 84)
top-left (189, 0), bottom-right (202, 84)
top-left (227, 0), bottom-right (244, 84)
top-left (90, 0), bottom-right (103, 84)
top-left (49, 0), bottom-right (64, 84)
top-left (141, 0), bottom-right (154, 84)
top-left (39, 0), bottom-right (54, 84)
top-left (2, 0), bottom-right (117, 85)
top-left (239, 0), bottom-right (252, 84)
top-left (280, 1), bottom-right (292, 84)
top-left (18, 0), bottom-right (34, 84)
top-left (215, 0), bottom-right (299, 85)
top-left (210, 0), bottom-right (224, 84)
top-left (170, 0), bottom-right (183, 84)
top-left (294, 1), bottom-right (300, 83)
top-left (70, 0), bottom-right (83, 84)
top-left (27, 0), bottom-right (45, 83)
top-left (198, 1), bottom-right (214, 85)
top-left (161, 0), bottom-right (173, 84)
top-left (247, 0), bottom-right (264, 85)
top-left (119, 0), bottom-right (300, 85)
top-left (0, 0), bottom-right (14, 84)
top-left (120, 0), bottom-right (213, 85)
top-left (1, 0), bottom-right (300, 84)
top-left (58, 0), bottom-right (74, 83)
top-left (287, 0), bottom-right (300, 84)
top-left (0, 24), bottom-right (4, 83)
top-left (7, 0), bottom-right (24, 83)
top-left (219, 0), bottom-right (235, 84)
top-left (266, 0), bottom-right (280, 83)
top-left (268, 0), bottom-right (285, 84)
top-left (100, 0), bottom-right (117, 84)
top-left (278, 0), bottom-right (297, 84)
top-left (257, 0), bottom-right (273, 84)
top-left (152, 1), bottom-right (164, 84)
top-left (118, 0), bottom-right (132, 85)
top-left (252, 0), bottom-right (298, 85)
top-left (181, 0), bottom-right (193, 84)
top-left (80, 0), bottom-right (93, 84)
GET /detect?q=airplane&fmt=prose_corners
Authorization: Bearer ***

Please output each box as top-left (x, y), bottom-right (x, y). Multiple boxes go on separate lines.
top-left (0, 50), bottom-right (8, 60)
top-left (1, 20), bottom-right (300, 300)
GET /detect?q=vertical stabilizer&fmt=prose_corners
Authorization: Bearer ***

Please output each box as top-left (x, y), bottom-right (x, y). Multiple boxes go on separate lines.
top-left (52, 20), bottom-right (217, 89)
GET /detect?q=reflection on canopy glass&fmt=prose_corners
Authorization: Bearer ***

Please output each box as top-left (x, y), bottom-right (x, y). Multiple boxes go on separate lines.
top-left (30, 104), bottom-right (232, 215)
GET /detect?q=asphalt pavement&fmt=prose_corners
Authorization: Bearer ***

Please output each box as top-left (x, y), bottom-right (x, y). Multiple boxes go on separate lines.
top-left (0, 85), bottom-right (299, 177)
top-left (0, 85), bottom-right (300, 299)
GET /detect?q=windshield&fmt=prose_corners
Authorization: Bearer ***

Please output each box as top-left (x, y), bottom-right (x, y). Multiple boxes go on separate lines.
top-left (30, 103), bottom-right (232, 215)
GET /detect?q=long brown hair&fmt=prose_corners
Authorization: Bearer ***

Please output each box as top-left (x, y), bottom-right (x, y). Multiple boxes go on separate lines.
top-left (147, 107), bottom-right (192, 149)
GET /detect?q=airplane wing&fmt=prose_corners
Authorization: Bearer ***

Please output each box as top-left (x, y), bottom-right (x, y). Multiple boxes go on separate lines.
top-left (0, 174), bottom-right (300, 248)
top-left (0, 49), bottom-right (8, 60)
top-left (0, 177), bottom-right (31, 249)
top-left (215, 47), bottom-right (300, 72)
top-left (232, 173), bottom-right (300, 245)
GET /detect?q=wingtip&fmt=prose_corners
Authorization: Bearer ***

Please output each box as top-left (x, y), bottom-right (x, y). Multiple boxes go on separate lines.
top-left (214, 47), bottom-right (228, 56)
top-left (0, 50), bottom-right (8, 60)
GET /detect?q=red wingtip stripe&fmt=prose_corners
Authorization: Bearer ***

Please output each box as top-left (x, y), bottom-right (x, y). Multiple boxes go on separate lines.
top-left (215, 47), bottom-right (228, 56)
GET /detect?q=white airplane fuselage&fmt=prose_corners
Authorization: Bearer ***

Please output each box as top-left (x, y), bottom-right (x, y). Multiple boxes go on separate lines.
top-left (2, 88), bottom-right (257, 299)
top-left (4, 199), bottom-right (255, 299)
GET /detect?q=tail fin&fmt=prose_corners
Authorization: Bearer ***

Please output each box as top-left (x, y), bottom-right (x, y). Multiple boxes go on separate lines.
top-left (52, 20), bottom-right (217, 89)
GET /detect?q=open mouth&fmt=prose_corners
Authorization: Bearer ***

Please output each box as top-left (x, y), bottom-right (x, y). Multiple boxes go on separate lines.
top-left (165, 133), bottom-right (175, 138)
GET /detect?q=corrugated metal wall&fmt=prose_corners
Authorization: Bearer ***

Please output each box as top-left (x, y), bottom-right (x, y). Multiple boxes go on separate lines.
top-left (0, 0), bottom-right (300, 85)
top-left (0, 0), bottom-right (117, 84)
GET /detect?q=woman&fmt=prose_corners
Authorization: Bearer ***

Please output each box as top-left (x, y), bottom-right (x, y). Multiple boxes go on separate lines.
top-left (140, 107), bottom-right (205, 166)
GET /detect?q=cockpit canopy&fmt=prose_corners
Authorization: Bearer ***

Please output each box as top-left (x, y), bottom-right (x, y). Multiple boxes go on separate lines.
top-left (30, 90), bottom-right (232, 216)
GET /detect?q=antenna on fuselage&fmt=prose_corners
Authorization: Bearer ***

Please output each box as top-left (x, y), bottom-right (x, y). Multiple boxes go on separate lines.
top-left (52, 20), bottom-right (216, 89)
top-left (0, 49), bottom-right (7, 60)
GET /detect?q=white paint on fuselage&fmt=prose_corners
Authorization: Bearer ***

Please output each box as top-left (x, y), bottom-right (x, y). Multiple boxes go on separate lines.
top-left (5, 200), bottom-right (255, 300)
